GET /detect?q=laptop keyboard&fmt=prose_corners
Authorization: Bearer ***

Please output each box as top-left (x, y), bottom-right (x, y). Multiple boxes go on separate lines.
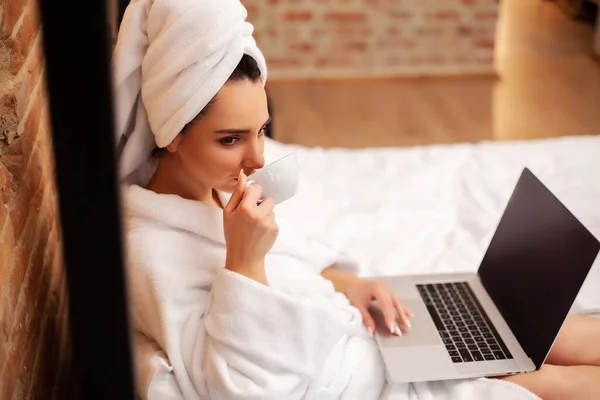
top-left (416, 282), bottom-right (513, 363)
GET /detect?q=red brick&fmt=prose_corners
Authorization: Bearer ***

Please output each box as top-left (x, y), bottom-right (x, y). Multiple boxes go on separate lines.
top-left (389, 10), bottom-right (412, 21)
top-left (0, 162), bottom-right (10, 213)
top-left (7, 243), bottom-right (30, 311)
top-left (315, 57), bottom-right (352, 68)
top-left (20, 300), bottom-right (41, 375)
top-left (21, 88), bottom-right (44, 168)
top-left (345, 42), bottom-right (367, 52)
top-left (1, 0), bottom-right (28, 36)
top-left (1, 359), bottom-right (16, 400)
top-left (2, 293), bottom-right (15, 341)
top-left (283, 11), bottom-right (313, 22)
top-left (324, 12), bottom-right (366, 23)
top-left (0, 222), bottom-right (15, 301)
top-left (5, 298), bottom-right (28, 387)
top-left (385, 56), bottom-right (406, 66)
top-left (8, 189), bottom-right (27, 243)
top-left (474, 11), bottom-right (498, 20)
top-left (475, 39), bottom-right (494, 49)
top-left (288, 42), bottom-right (315, 53)
top-left (458, 25), bottom-right (473, 36)
top-left (427, 11), bottom-right (461, 21)
top-left (14, 44), bottom-right (44, 118)
top-left (4, 135), bottom-right (23, 158)
top-left (9, 1), bottom-right (41, 75)
top-left (415, 27), bottom-right (445, 36)
top-left (22, 143), bottom-right (43, 211)
top-left (266, 27), bottom-right (277, 39)
top-left (386, 26), bottom-right (401, 36)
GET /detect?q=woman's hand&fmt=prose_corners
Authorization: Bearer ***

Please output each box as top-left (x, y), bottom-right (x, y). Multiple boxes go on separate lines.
top-left (344, 278), bottom-right (414, 337)
top-left (223, 170), bottom-right (279, 285)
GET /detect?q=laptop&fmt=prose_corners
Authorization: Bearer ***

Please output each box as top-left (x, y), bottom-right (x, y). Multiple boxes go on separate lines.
top-left (370, 167), bottom-right (600, 383)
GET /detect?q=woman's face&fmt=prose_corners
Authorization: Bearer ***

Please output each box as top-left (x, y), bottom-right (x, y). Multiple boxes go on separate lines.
top-left (168, 79), bottom-right (269, 194)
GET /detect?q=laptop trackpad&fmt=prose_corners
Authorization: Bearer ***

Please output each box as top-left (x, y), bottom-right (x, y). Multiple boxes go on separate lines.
top-left (369, 298), bottom-right (440, 347)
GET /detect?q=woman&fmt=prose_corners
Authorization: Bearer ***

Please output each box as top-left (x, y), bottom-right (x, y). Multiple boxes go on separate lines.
top-left (113, 1), bottom-right (600, 399)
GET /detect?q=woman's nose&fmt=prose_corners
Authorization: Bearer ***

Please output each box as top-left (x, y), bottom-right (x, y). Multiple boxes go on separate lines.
top-left (243, 141), bottom-right (264, 171)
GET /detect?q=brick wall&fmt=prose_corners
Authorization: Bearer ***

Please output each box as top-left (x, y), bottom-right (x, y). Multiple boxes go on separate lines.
top-left (0, 0), bottom-right (73, 398)
top-left (243, 0), bottom-right (499, 79)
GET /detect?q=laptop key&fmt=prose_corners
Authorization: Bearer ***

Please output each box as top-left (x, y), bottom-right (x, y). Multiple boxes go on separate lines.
top-left (468, 344), bottom-right (478, 351)
top-left (484, 354), bottom-right (495, 361)
top-left (481, 348), bottom-right (492, 354)
top-left (443, 338), bottom-right (453, 345)
top-left (490, 345), bottom-right (501, 351)
top-left (446, 344), bottom-right (456, 351)
top-left (449, 330), bottom-right (459, 336)
top-left (451, 357), bottom-right (463, 363)
top-left (439, 331), bottom-right (450, 338)
top-left (426, 305), bottom-right (446, 330)
top-left (471, 351), bottom-right (484, 361)
top-left (449, 351), bottom-right (459, 357)
top-left (464, 339), bottom-right (475, 344)
top-left (459, 349), bottom-right (473, 362)
top-left (456, 342), bottom-right (466, 348)
top-left (493, 351), bottom-right (506, 360)
top-left (475, 337), bottom-right (485, 343)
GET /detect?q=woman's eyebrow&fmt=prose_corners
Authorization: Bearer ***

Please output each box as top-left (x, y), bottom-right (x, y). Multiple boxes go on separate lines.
top-left (214, 115), bottom-right (272, 134)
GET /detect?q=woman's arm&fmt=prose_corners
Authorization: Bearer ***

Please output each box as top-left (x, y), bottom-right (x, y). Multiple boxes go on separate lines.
top-left (321, 266), bottom-right (359, 295)
top-left (321, 266), bottom-right (413, 337)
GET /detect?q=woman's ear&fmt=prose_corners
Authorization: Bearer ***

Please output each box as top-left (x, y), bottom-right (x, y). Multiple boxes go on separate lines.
top-left (166, 135), bottom-right (182, 153)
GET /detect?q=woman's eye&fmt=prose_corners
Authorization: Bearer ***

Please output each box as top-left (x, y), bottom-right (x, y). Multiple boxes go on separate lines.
top-left (219, 136), bottom-right (239, 146)
top-left (258, 126), bottom-right (267, 136)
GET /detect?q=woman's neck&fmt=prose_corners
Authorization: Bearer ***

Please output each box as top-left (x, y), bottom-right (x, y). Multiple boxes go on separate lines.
top-left (145, 157), bottom-right (222, 209)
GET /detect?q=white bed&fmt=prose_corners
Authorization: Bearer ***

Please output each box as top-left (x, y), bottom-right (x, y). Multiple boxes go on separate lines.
top-left (137, 134), bottom-right (600, 400)
top-left (264, 135), bottom-right (600, 317)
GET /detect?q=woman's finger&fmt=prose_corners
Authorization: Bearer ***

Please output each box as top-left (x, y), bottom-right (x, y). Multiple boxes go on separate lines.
top-left (392, 296), bottom-right (412, 329)
top-left (224, 169), bottom-right (247, 213)
top-left (240, 183), bottom-right (264, 212)
top-left (256, 196), bottom-right (275, 218)
top-left (374, 286), bottom-right (401, 336)
top-left (358, 307), bottom-right (376, 337)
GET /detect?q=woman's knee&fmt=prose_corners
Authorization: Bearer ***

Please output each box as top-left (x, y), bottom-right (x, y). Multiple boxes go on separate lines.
top-left (501, 364), bottom-right (580, 399)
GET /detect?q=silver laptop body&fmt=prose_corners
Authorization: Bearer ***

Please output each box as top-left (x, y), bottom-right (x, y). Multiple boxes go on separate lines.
top-left (372, 168), bottom-right (600, 383)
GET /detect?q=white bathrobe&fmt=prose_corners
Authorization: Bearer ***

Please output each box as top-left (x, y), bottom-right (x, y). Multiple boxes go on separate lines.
top-left (122, 185), bottom-right (540, 400)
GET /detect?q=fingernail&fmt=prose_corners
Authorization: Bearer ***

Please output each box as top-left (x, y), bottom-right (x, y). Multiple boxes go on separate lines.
top-left (367, 327), bottom-right (374, 337)
top-left (244, 180), bottom-right (255, 190)
top-left (406, 320), bottom-right (412, 329)
top-left (395, 326), bottom-right (402, 336)
top-left (238, 169), bottom-right (244, 179)
top-left (389, 322), bottom-right (395, 335)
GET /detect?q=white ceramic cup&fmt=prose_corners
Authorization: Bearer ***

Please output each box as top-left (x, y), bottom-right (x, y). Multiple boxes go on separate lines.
top-left (245, 153), bottom-right (299, 205)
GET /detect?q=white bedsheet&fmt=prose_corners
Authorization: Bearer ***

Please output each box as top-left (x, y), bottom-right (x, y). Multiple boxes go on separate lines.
top-left (264, 135), bottom-right (600, 315)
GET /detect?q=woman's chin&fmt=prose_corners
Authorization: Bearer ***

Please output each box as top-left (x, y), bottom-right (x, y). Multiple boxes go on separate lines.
top-left (217, 180), bottom-right (238, 194)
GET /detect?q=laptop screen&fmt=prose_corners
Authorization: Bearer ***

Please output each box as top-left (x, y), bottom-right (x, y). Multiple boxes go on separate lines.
top-left (478, 168), bottom-right (599, 369)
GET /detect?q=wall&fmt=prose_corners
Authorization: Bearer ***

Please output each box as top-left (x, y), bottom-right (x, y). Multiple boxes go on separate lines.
top-left (0, 0), bottom-right (73, 398)
top-left (243, 0), bottom-right (500, 79)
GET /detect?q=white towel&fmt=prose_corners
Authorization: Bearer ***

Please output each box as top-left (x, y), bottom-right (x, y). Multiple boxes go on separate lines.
top-left (112, 0), bottom-right (267, 186)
